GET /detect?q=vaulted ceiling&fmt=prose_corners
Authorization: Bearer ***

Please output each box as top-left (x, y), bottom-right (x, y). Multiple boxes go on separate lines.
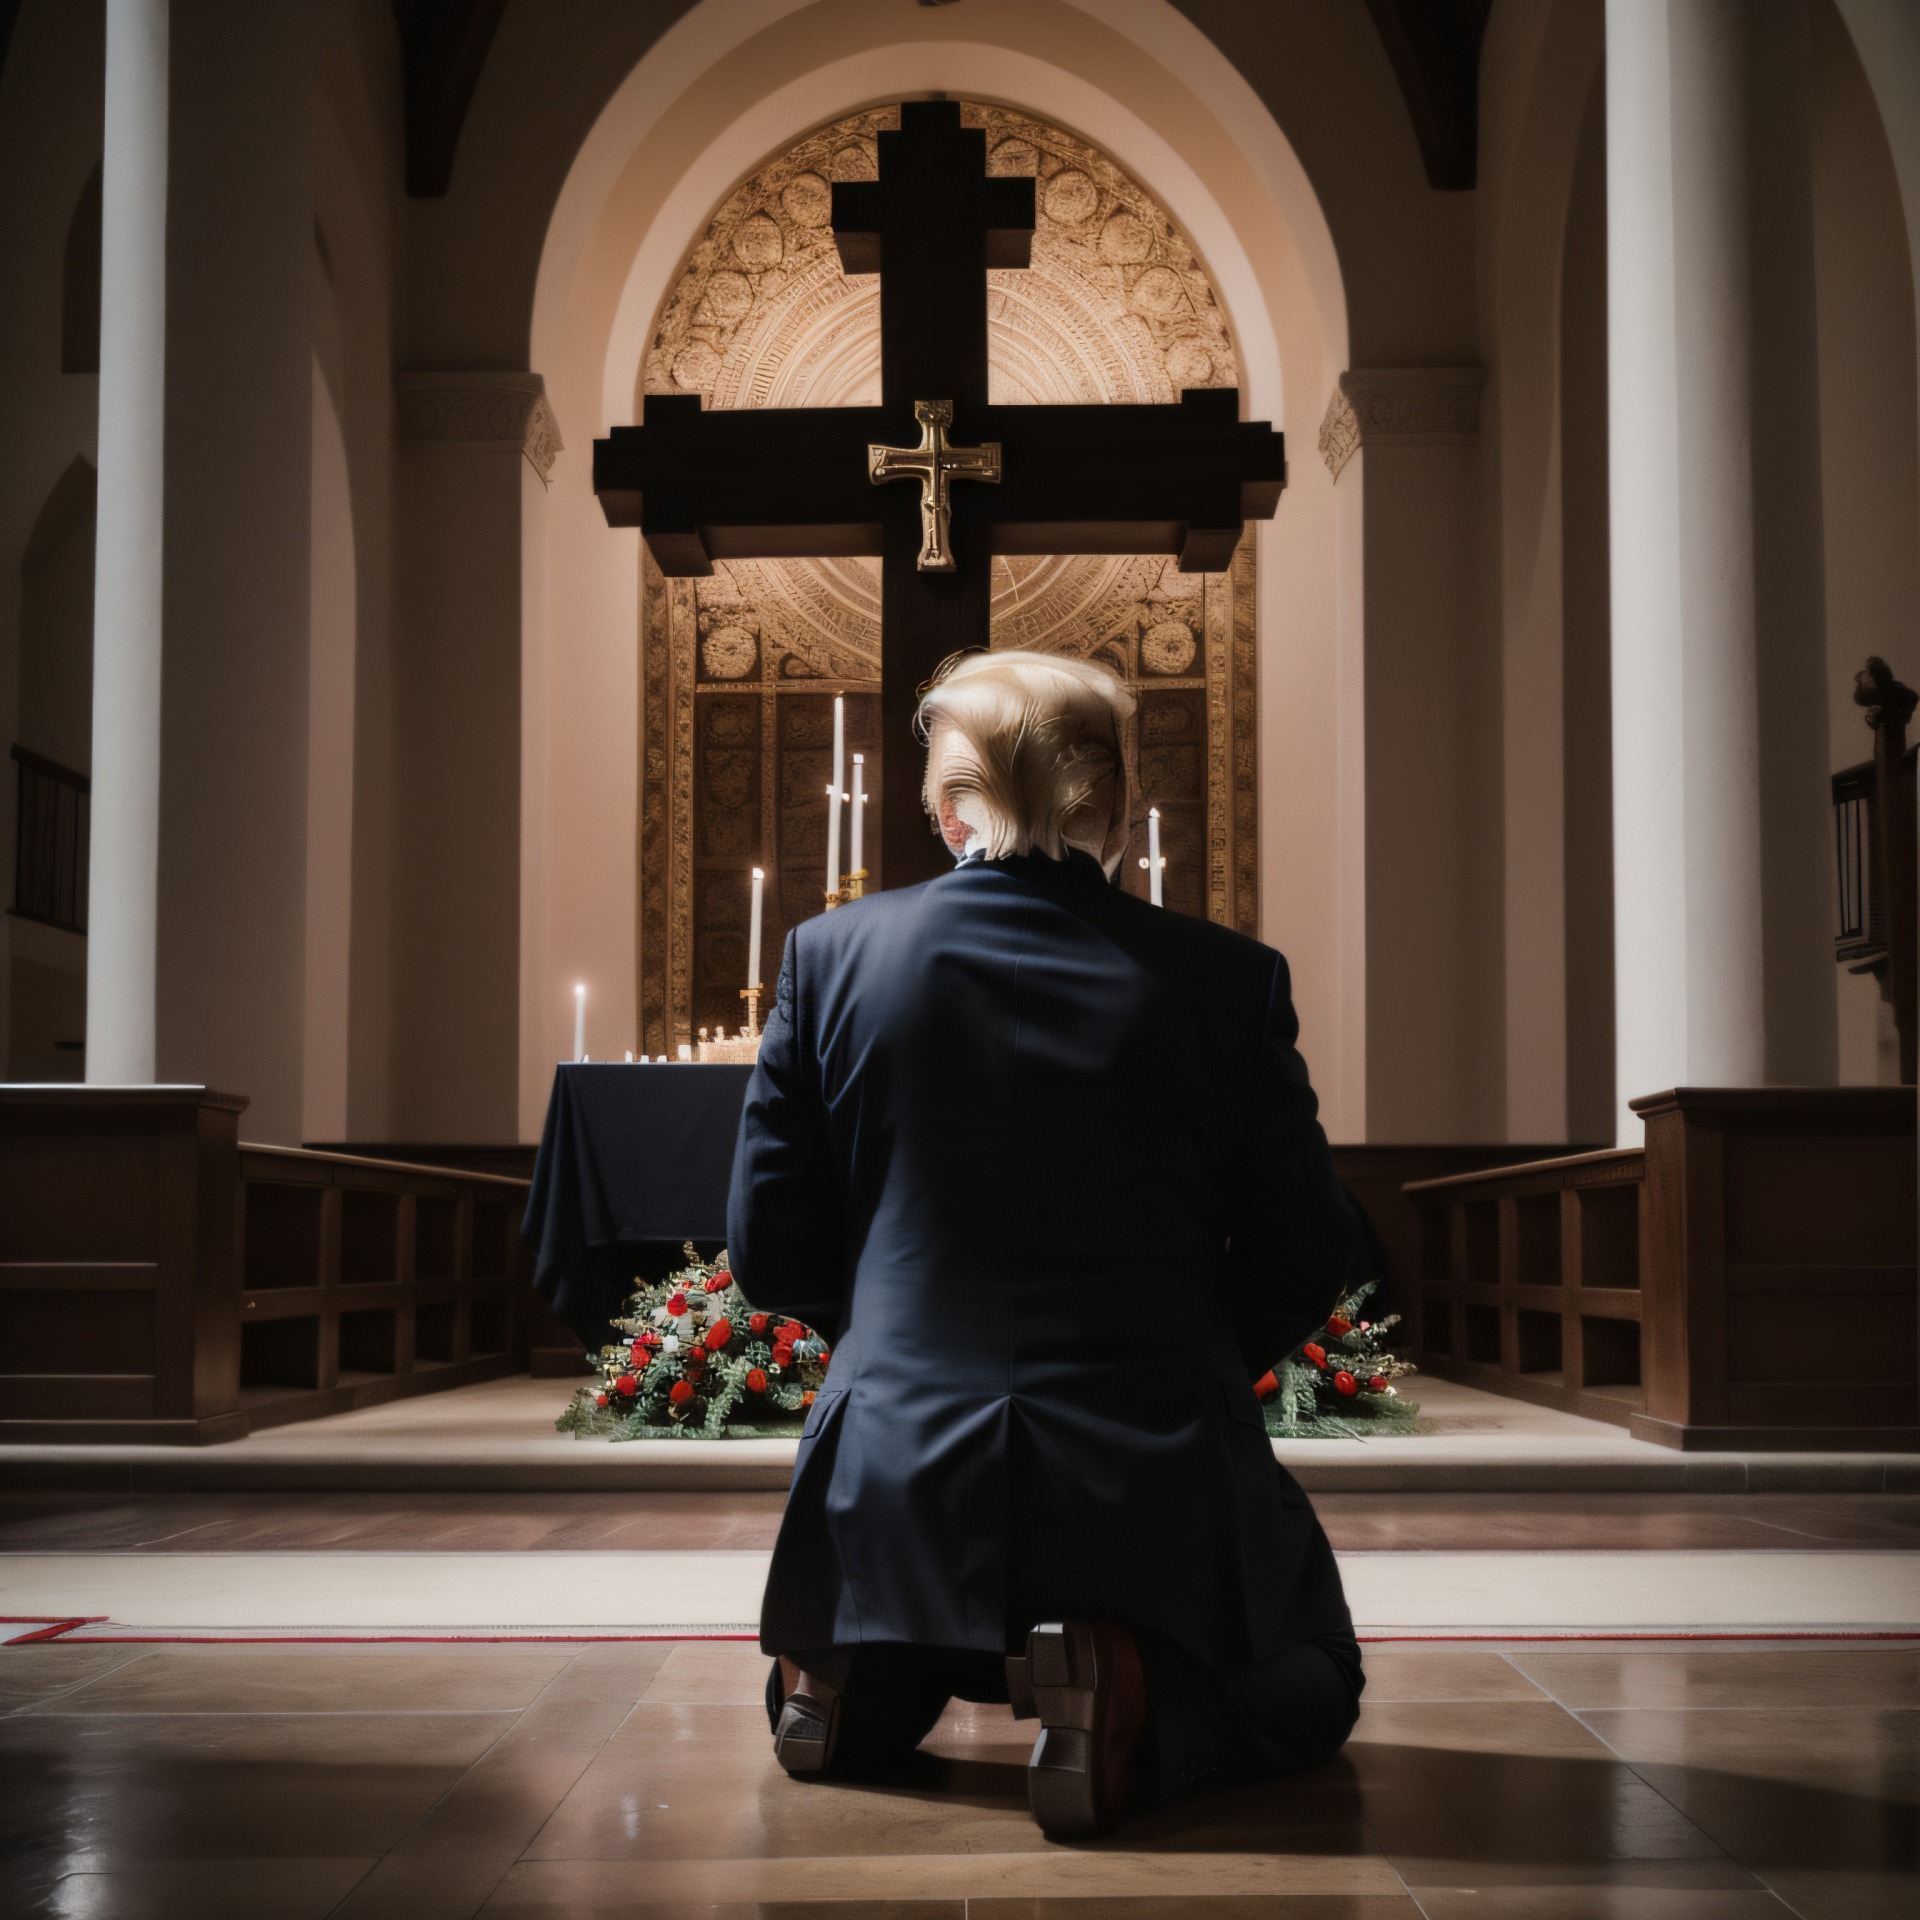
top-left (388, 0), bottom-right (1493, 202)
top-left (0, 2), bottom-right (1492, 198)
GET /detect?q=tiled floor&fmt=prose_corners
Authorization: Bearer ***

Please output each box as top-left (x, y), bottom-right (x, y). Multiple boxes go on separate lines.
top-left (1, 1636), bottom-right (1914, 1917)
top-left (3, 1488), bottom-right (1916, 1916)
top-left (5, 1489), bottom-right (1918, 1554)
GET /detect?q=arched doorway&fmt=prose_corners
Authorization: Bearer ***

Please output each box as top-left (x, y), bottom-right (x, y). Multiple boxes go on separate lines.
top-left (637, 102), bottom-right (1259, 1050)
top-left (521, 0), bottom-right (1361, 1138)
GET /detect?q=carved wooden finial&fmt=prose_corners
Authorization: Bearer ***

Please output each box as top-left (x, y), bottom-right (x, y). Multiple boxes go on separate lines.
top-left (1855, 656), bottom-right (1919, 737)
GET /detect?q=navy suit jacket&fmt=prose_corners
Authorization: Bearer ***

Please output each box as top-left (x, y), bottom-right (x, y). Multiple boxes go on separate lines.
top-left (727, 848), bottom-right (1365, 1667)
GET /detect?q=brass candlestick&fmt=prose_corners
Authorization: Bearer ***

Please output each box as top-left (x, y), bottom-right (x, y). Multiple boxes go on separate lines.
top-left (845, 868), bottom-right (868, 900)
top-left (739, 983), bottom-right (763, 1037)
top-left (824, 886), bottom-right (848, 911)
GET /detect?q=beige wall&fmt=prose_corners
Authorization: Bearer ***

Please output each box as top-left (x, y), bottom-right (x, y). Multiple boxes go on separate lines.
top-left (1360, 441), bottom-right (1505, 1141)
top-left (390, 442), bottom-right (527, 1140)
top-left (1559, 77), bottom-right (1615, 1146)
top-left (1475, 0), bottom-right (1607, 1145)
top-left (313, 0), bottom-right (404, 1137)
top-left (148, 0), bottom-right (317, 1144)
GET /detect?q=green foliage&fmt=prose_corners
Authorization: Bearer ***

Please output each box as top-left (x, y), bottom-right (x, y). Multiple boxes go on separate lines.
top-left (1260, 1282), bottom-right (1425, 1439)
top-left (556, 1245), bottom-right (826, 1442)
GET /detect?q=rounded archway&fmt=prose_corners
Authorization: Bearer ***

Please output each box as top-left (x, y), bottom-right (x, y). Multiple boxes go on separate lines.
top-left (520, 0), bottom-right (1363, 1138)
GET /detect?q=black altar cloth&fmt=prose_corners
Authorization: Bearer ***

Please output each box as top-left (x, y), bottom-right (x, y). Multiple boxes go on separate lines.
top-left (523, 1063), bottom-right (753, 1346)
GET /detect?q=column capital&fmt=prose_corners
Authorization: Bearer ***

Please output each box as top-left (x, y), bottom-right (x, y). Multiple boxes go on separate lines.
top-left (1317, 367), bottom-right (1485, 480)
top-left (397, 371), bottom-right (563, 482)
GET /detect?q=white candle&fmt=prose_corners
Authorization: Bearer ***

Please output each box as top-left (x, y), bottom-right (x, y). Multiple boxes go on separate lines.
top-left (850, 754), bottom-right (865, 873)
top-left (826, 695), bottom-right (845, 894)
top-left (748, 866), bottom-right (764, 988)
top-left (573, 983), bottom-right (586, 1061)
top-left (1147, 808), bottom-right (1164, 907)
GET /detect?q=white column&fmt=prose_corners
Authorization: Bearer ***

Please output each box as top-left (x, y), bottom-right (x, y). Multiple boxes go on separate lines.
top-left (85, 0), bottom-right (316, 1140)
top-left (87, 0), bottom-right (170, 1085)
top-left (1605, 0), bottom-right (1836, 1141)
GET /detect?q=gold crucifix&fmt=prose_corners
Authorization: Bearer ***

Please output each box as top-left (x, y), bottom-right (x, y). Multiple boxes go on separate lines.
top-left (868, 400), bottom-right (1001, 571)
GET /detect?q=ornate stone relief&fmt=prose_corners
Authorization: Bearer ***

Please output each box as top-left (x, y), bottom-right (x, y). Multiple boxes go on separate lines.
top-left (397, 371), bottom-right (563, 482)
top-left (637, 104), bottom-right (1259, 1046)
top-left (1317, 367), bottom-right (1485, 480)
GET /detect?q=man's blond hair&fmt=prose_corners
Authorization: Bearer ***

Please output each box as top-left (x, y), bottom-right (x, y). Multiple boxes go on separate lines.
top-left (917, 648), bottom-right (1135, 862)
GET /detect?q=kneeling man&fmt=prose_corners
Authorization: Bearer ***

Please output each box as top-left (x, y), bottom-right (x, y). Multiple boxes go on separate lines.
top-left (728, 648), bottom-right (1366, 1838)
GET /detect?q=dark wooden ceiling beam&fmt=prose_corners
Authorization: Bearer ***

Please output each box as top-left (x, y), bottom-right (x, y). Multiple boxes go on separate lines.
top-left (1363, 0), bottom-right (1492, 192)
top-left (391, 0), bottom-right (508, 198)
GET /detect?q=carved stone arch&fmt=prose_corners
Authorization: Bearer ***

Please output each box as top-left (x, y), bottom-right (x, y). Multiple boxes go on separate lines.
top-left (636, 101), bottom-right (1259, 1052)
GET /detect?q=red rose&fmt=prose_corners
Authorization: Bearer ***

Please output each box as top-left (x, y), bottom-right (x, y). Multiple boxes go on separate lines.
top-left (706, 1271), bottom-right (731, 1292)
top-left (749, 1313), bottom-right (768, 1334)
top-left (706, 1319), bottom-right (732, 1350)
top-left (746, 1367), bottom-right (768, 1393)
top-left (614, 1374), bottom-right (636, 1397)
top-left (772, 1344), bottom-right (793, 1367)
top-left (1360, 1321), bottom-right (1372, 1332)
top-left (802, 1390), bottom-right (816, 1406)
top-left (1302, 1343), bottom-right (1327, 1369)
top-left (668, 1379), bottom-right (695, 1405)
top-left (595, 1392), bottom-right (609, 1408)
top-left (1252, 1370), bottom-right (1279, 1401)
top-left (780, 1321), bottom-right (804, 1339)
top-left (668, 1292), bottom-right (688, 1316)
top-left (641, 1330), bottom-right (661, 1348)
top-left (1368, 1375), bottom-right (1388, 1392)
top-left (1334, 1371), bottom-right (1358, 1397)
top-left (1326, 1315), bottom-right (1353, 1338)
top-left (818, 1348), bottom-right (831, 1365)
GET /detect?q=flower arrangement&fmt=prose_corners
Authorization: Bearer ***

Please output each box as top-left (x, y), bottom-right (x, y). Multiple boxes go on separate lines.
top-left (1255, 1283), bottom-right (1422, 1438)
top-left (555, 1246), bottom-right (828, 1441)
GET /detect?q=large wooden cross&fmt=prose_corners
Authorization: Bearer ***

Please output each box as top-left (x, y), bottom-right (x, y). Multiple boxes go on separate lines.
top-left (595, 101), bottom-right (1287, 889)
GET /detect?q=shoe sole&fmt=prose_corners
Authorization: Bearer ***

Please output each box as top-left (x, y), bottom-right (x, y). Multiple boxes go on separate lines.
top-left (1024, 1620), bottom-right (1112, 1840)
top-left (772, 1667), bottom-right (841, 1775)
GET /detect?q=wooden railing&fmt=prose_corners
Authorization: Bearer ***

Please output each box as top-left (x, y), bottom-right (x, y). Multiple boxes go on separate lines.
top-left (1833, 658), bottom-right (1917, 1081)
top-left (0, 1088), bottom-right (533, 1444)
top-left (1407, 1088), bottom-right (1918, 1450)
top-left (235, 1145), bottom-right (530, 1431)
top-left (1405, 1146), bottom-right (1648, 1428)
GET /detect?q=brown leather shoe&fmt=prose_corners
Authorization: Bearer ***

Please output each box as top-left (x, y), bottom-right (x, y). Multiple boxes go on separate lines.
top-left (1021, 1620), bottom-right (1150, 1839)
top-left (771, 1656), bottom-right (842, 1774)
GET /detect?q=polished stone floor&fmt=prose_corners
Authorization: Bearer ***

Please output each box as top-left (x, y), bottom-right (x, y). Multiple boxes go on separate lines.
top-left (2, 1491), bottom-right (1916, 1917)
top-left (5, 1488), bottom-right (1919, 1553)
top-left (2, 1635), bottom-right (1915, 1918)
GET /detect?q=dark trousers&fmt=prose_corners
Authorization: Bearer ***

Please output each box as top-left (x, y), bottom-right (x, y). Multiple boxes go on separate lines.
top-left (767, 1630), bottom-right (1363, 1798)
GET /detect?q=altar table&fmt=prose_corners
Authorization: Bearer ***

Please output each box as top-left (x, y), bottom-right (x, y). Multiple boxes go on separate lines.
top-left (523, 1062), bottom-right (753, 1346)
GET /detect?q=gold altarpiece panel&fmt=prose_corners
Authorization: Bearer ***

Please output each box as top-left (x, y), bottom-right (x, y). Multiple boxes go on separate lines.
top-left (638, 104), bottom-right (1260, 1055)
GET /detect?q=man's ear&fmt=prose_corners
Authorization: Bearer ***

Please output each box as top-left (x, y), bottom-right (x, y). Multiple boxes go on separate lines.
top-left (936, 795), bottom-right (974, 855)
